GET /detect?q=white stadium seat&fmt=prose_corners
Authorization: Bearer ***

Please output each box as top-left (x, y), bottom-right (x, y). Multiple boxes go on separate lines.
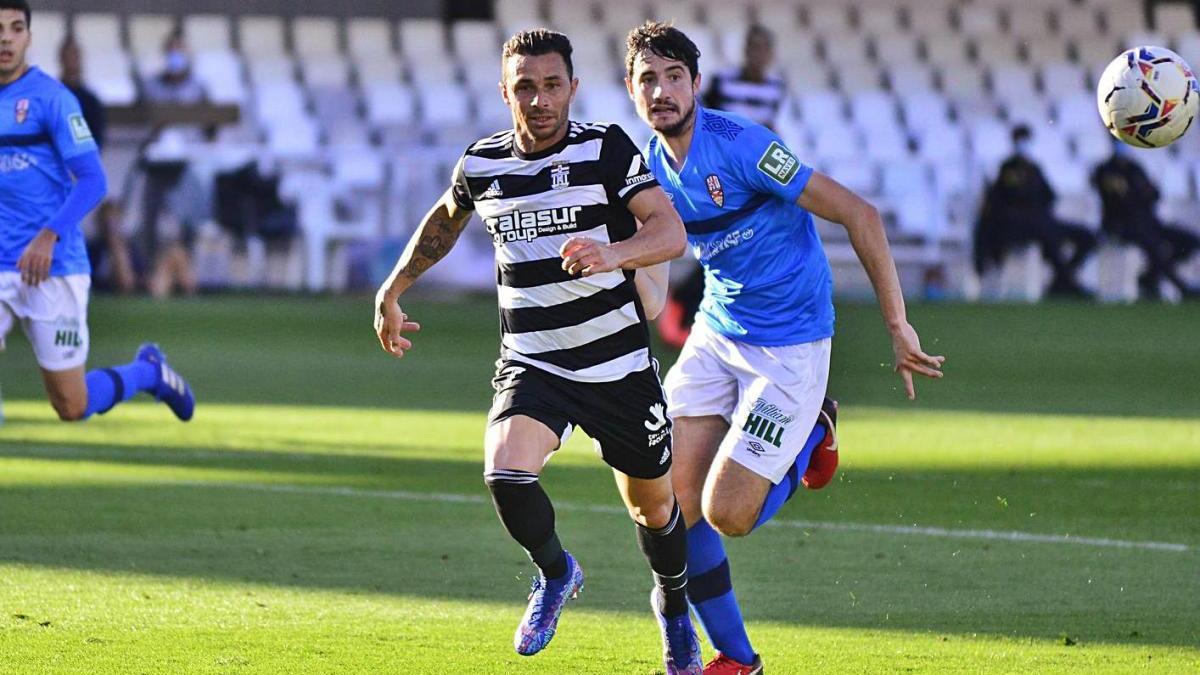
top-left (858, 4), bottom-right (903, 36)
top-left (972, 35), bottom-right (1021, 65)
top-left (266, 116), bottom-right (321, 162)
top-left (1099, 3), bottom-right (1148, 36)
top-left (862, 124), bottom-right (911, 161)
top-left (825, 157), bottom-right (879, 195)
top-left (807, 3), bottom-right (852, 33)
top-left (1007, 6), bottom-right (1052, 40)
top-left (968, 117), bottom-right (1012, 173)
top-left (451, 21), bottom-right (501, 66)
top-left (849, 89), bottom-right (900, 131)
top-left (84, 50), bottom-right (138, 105)
top-left (821, 31), bottom-right (872, 66)
top-left (1052, 92), bottom-right (1103, 134)
top-left (494, 0), bottom-right (542, 27)
top-left (783, 61), bottom-right (833, 92)
top-left (887, 62), bottom-right (937, 93)
top-left (989, 65), bottom-right (1037, 104)
top-left (905, 1), bottom-right (953, 36)
top-left (1023, 37), bottom-right (1071, 65)
top-left (193, 50), bottom-right (246, 104)
top-left (545, 1), bottom-right (597, 31)
top-left (184, 15), bottom-right (233, 52)
top-left (832, 62), bottom-right (885, 91)
top-left (939, 64), bottom-right (988, 100)
top-left (702, 1), bottom-right (751, 39)
top-left (129, 14), bottom-right (175, 59)
top-left (418, 83), bottom-right (473, 128)
top-left (239, 16), bottom-right (288, 57)
top-left (1070, 126), bottom-right (1114, 165)
top-left (922, 33), bottom-right (969, 66)
top-left (811, 122), bottom-right (863, 163)
top-left (254, 81), bottom-right (308, 126)
top-left (599, 1), bottom-right (649, 35)
top-left (1153, 3), bottom-right (1198, 38)
top-left (914, 125), bottom-right (969, 162)
top-left (873, 34), bottom-right (922, 65)
top-left (407, 58), bottom-right (459, 90)
top-left (346, 18), bottom-right (393, 58)
top-left (399, 19), bottom-right (447, 64)
top-left (654, 0), bottom-right (701, 25)
top-left (1175, 34), bottom-right (1200, 72)
top-left (754, 3), bottom-right (801, 31)
top-left (1027, 127), bottom-right (1071, 167)
top-left (1043, 161), bottom-right (1090, 197)
top-left (301, 57), bottom-right (351, 88)
top-left (899, 91), bottom-right (953, 135)
top-left (1040, 62), bottom-right (1087, 96)
top-left (25, 10), bottom-right (65, 76)
top-left (1053, 5), bottom-right (1101, 39)
top-left (1072, 37), bottom-right (1122, 76)
top-left (796, 88), bottom-right (846, 124)
top-left (957, 4), bottom-right (1002, 36)
top-left (74, 13), bottom-right (123, 53)
top-left (247, 56), bottom-right (296, 86)
top-left (354, 54), bottom-right (403, 85)
top-left (364, 82), bottom-right (417, 126)
top-left (293, 17), bottom-right (341, 57)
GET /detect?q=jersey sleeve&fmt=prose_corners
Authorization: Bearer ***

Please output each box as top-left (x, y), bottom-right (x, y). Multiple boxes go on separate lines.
top-left (731, 123), bottom-right (814, 205)
top-left (448, 153), bottom-right (475, 211)
top-left (45, 86), bottom-right (100, 161)
top-left (601, 124), bottom-right (659, 206)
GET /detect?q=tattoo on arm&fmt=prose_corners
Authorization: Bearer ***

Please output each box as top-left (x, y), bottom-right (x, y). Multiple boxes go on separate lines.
top-left (398, 202), bottom-right (470, 281)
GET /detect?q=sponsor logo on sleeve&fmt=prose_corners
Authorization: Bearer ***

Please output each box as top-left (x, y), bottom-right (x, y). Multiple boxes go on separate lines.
top-left (68, 113), bottom-right (93, 144)
top-left (756, 141), bottom-right (800, 185)
top-left (624, 154), bottom-right (654, 189)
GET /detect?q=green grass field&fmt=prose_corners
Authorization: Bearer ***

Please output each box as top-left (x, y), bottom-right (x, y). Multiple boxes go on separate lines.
top-left (1, 296), bottom-right (1198, 673)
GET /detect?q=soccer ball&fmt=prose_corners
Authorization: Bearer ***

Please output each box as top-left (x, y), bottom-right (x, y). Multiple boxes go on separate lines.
top-left (1096, 46), bottom-right (1199, 148)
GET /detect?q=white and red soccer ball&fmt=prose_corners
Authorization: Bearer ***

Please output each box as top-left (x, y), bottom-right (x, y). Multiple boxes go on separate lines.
top-left (1097, 46), bottom-right (1199, 149)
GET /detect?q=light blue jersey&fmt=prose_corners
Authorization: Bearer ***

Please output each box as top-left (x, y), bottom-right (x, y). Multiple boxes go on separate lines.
top-left (645, 106), bottom-right (833, 346)
top-left (0, 66), bottom-right (99, 276)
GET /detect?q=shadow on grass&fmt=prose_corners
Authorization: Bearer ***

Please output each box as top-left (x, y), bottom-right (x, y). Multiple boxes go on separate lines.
top-left (0, 441), bottom-right (1197, 649)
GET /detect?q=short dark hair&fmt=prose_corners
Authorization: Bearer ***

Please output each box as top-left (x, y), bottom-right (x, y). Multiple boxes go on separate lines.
top-left (501, 29), bottom-right (573, 80)
top-left (746, 24), bottom-right (773, 47)
top-left (0, 0), bottom-right (31, 26)
top-left (1011, 125), bottom-right (1032, 143)
top-left (625, 20), bottom-right (701, 80)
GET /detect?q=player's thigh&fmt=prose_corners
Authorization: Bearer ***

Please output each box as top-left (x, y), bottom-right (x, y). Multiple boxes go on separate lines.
top-left (663, 320), bottom-right (738, 422)
top-left (612, 468), bottom-right (677, 529)
top-left (574, 365), bottom-right (673, 489)
top-left (39, 365), bottom-right (88, 421)
top-left (670, 415), bottom-right (729, 526)
top-left (486, 361), bottom-right (573, 474)
top-left (18, 275), bottom-right (91, 372)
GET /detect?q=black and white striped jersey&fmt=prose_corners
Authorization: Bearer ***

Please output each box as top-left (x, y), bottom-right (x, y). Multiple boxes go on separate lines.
top-left (704, 68), bottom-right (787, 129)
top-left (449, 121), bottom-right (661, 383)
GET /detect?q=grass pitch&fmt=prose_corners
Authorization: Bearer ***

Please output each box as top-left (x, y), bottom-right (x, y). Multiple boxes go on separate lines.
top-left (0, 296), bottom-right (1197, 673)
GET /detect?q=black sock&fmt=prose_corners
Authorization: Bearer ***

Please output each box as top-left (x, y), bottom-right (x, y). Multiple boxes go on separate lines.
top-left (484, 469), bottom-right (568, 579)
top-left (636, 501), bottom-right (689, 617)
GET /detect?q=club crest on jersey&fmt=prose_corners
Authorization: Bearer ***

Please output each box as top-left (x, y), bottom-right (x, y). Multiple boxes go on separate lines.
top-left (550, 161), bottom-right (570, 190)
top-left (706, 173), bottom-right (724, 207)
top-left (14, 98), bottom-right (29, 124)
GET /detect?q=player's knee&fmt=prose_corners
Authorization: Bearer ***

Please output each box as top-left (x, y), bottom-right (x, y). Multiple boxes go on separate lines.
top-left (627, 499), bottom-right (676, 529)
top-left (703, 500), bottom-right (755, 538)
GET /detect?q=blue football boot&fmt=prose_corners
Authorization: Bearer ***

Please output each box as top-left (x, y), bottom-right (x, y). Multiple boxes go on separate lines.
top-left (652, 587), bottom-right (703, 674)
top-left (136, 343), bottom-right (195, 421)
top-left (514, 551), bottom-right (584, 656)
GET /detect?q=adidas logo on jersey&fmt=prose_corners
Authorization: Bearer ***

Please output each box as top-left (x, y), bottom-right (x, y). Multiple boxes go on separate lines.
top-left (481, 180), bottom-right (503, 198)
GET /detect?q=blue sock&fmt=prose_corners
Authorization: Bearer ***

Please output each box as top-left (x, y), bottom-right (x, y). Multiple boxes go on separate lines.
top-left (752, 422), bottom-right (826, 531)
top-left (83, 360), bottom-right (158, 418)
top-left (686, 520), bottom-right (756, 664)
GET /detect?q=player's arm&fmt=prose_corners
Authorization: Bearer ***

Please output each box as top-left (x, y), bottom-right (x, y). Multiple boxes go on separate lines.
top-left (561, 186), bottom-right (686, 275)
top-left (796, 173), bottom-right (945, 398)
top-left (374, 189), bottom-right (472, 358)
top-left (634, 261), bottom-right (670, 320)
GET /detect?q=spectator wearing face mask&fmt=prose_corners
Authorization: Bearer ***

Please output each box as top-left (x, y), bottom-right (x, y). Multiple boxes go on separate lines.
top-left (142, 29), bottom-right (205, 104)
top-left (1092, 138), bottom-right (1200, 300)
top-left (973, 125), bottom-right (1097, 298)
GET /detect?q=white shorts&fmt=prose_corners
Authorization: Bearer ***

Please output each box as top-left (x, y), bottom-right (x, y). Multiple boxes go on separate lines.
top-left (0, 272), bottom-right (91, 371)
top-left (663, 319), bottom-right (831, 484)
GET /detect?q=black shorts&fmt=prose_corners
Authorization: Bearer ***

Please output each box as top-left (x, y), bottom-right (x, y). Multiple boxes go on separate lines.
top-left (487, 359), bottom-right (672, 479)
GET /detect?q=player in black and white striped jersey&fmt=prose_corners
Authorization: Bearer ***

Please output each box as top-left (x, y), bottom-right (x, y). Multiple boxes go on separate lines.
top-left (373, 29), bottom-right (703, 673)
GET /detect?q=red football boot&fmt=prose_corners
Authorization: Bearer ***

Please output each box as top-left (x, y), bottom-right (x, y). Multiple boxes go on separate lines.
top-left (704, 652), bottom-right (764, 674)
top-left (802, 397), bottom-right (838, 490)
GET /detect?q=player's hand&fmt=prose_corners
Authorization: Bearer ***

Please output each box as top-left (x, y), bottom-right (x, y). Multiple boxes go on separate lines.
top-left (17, 228), bottom-right (57, 286)
top-left (374, 293), bottom-right (421, 359)
top-left (560, 237), bottom-right (622, 276)
top-left (890, 322), bottom-right (944, 400)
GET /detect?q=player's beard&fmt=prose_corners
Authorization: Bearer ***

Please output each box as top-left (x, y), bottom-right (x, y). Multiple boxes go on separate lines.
top-left (658, 97), bottom-right (696, 138)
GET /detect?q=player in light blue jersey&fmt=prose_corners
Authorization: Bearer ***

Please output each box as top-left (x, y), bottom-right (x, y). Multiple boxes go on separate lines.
top-left (624, 23), bottom-right (945, 673)
top-left (0, 1), bottom-right (193, 422)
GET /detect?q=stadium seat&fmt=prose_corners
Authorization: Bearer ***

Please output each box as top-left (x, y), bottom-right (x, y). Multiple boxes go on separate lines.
top-left (192, 50), bottom-right (247, 104)
top-left (825, 157), bottom-right (879, 195)
top-left (266, 116), bottom-right (321, 163)
top-left (899, 91), bottom-right (953, 135)
top-left (1007, 6), bottom-right (1052, 40)
top-left (702, 1), bottom-right (751, 39)
top-left (873, 33), bottom-right (922, 65)
top-left (1121, 31), bottom-right (1170, 53)
top-left (293, 17), bottom-right (341, 57)
top-left (881, 160), bottom-right (939, 236)
top-left (84, 50), bottom-right (138, 105)
top-left (1052, 91), bottom-right (1101, 134)
top-left (796, 88), bottom-right (847, 124)
top-left (129, 14), bottom-right (175, 60)
top-left (857, 3), bottom-right (903, 36)
top-left (1175, 34), bottom-right (1200, 71)
top-left (301, 57), bottom-right (351, 88)
top-left (346, 18), bottom-right (394, 57)
top-left (1098, 2), bottom-right (1149, 36)
top-left (1023, 37), bottom-right (1071, 65)
top-left (811, 122), bottom-right (863, 163)
top-left (1094, 243), bottom-right (1143, 303)
top-left (820, 31), bottom-right (872, 66)
top-left (254, 81), bottom-right (308, 127)
top-left (1152, 2), bottom-right (1190, 36)
top-left (494, 0), bottom-right (543, 27)
top-left (922, 33), bottom-right (969, 66)
top-left (939, 64), bottom-right (988, 100)
top-left (74, 13), bottom-right (123, 53)
top-left (1071, 36), bottom-right (1121, 75)
top-left (914, 125), bottom-right (968, 162)
top-left (989, 64), bottom-right (1036, 104)
top-left (184, 15), bottom-right (233, 52)
top-left (972, 35), bottom-right (1021, 65)
top-left (679, 23), bottom-right (723, 72)
top-left (957, 4), bottom-right (1002, 37)
top-left (25, 10), bottom-right (65, 76)
top-left (330, 145), bottom-right (387, 191)
top-left (994, 243), bottom-right (1048, 302)
top-left (832, 62), bottom-right (886, 91)
top-left (546, 1), bottom-right (598, 31)
top-left (418, 83), bottom-right (473, 130)
top-left (1053, 4), bottom-right (1101, 38)
top-left (806, 3), bottom-right (852, 33)
top-left (1040, 62), bottom-right (1087, 96)
top-left (399, 19), bottom-right (447, 63)
top-left (1043, 160), bottom-right (1090, 196)
top-left (784, 60), bottom-right (834, 91)
top-left (754, 3), bottom-right (801, 31)
top-left (239, 16), bottom-right (288, 57)
top-left (774, 32), bottom-right (823, 74)
top-left (1070, 126), bottom-right (1114, 165)
top-left (862, 124), bottom-right (912, 161)
top-left (904, 0), bottom-right (953, 36)
top-left (364, 82), bottom-right (417, 128)
top-left (451, 21), bottom-right (501, 67)
top-left (887, 62), bottom-right (937, 93)
top-left (354, 54), bottom-right (403, 85)
top-left (598, 1), bottom-right (650, 35)
top-left (407, 57), bottom-right (459, 90)
top-left (849, 88), bottom-right (900, 129)
top-left (462, 58), bottom-right (503, 100)
top-left (967, 117), bottom-right (1012, 175)
top-left (247, 56), bottom-right (297, 86)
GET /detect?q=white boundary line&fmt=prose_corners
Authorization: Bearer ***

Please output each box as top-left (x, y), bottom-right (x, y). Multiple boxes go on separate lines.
top-left (173, 480), bottom-right (1191, 554)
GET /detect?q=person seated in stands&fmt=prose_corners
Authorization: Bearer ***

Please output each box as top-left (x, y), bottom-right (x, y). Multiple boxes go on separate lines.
top-left (973, 125), bottom-right (1096, 298)
top-left (1092, 139), bottom-right (1200, 300)
top-left (136, 29), bottom-right (208, 299)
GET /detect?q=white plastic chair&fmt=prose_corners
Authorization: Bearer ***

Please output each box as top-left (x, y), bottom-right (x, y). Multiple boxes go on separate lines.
top-left (347, 18), bottom-right (393, 58)
top-left (129, 15), bottom-right (175, 60)
top-left (293, 17), bottom-right (340, 58)
top-left (239, 16), bottom-right (288, 57)
top-left (184, 15), bottom-right (233, 52)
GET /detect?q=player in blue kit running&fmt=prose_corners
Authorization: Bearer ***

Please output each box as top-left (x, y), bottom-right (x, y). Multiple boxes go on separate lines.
top-left (624, 22), bottom-right (945, 673)
top-left (0, 0), bottom-right (193, 422)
